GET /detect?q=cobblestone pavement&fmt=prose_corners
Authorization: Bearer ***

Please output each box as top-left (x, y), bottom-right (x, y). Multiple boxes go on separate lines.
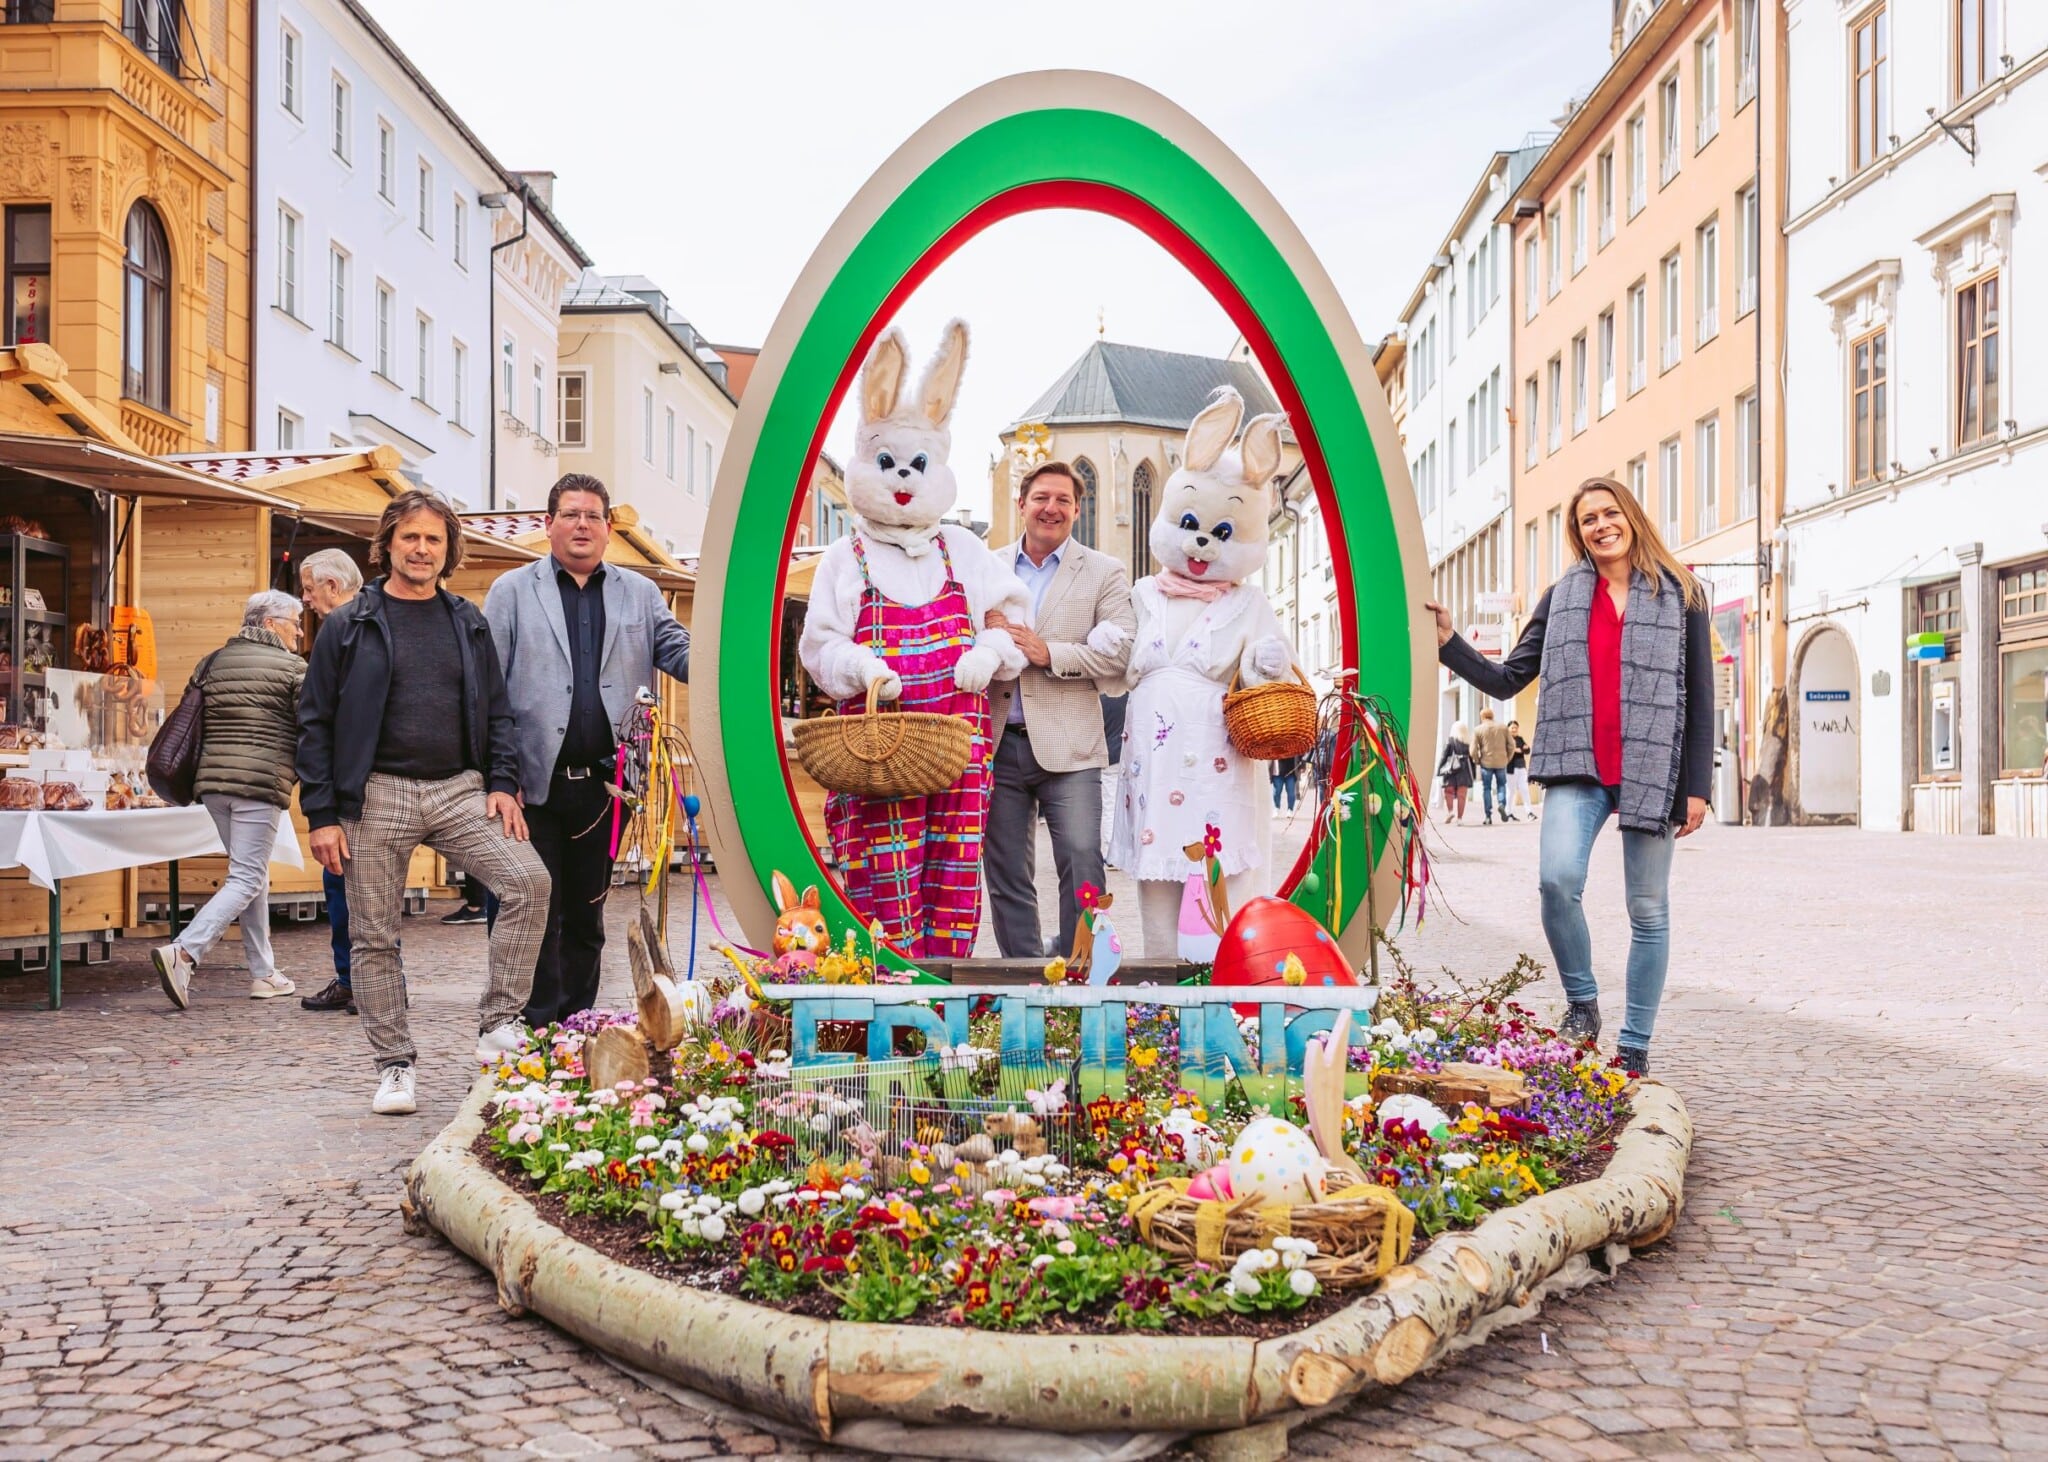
top-left (4, 819), bottom-right (2045, 1460)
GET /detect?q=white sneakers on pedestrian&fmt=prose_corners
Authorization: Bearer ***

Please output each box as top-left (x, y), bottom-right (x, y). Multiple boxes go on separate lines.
top-left (475, 1022), bottom-right (530, 1066)
top-left (372, 1063), bottom-right (417, 1116)
top-left (249, 973), bottom-right (297, 999)
top-left (153, 945), bottom-right (193, 1010)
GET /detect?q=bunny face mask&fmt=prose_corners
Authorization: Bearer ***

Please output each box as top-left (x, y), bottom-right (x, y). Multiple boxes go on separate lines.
top-left (1148, 387), bottom-right (1285, 591)
top-left (844, 320), bottom-right (968, 551)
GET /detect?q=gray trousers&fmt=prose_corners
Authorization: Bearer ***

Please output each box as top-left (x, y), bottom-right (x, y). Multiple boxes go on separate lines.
top-left (174, 793), bottom-right (280, 982)
top-left (342, 771), bottom-right (550, 1069)
top-left (985, 731), bottom-right (1104, 961)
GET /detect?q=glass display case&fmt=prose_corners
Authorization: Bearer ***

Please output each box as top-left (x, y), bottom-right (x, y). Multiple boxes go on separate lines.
top-left (1, 531), bottom-right (69, 734)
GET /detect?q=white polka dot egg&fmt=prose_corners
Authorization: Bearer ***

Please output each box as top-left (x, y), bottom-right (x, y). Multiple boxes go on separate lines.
top-left (1225, 1117), bottom-right (1325, 1206)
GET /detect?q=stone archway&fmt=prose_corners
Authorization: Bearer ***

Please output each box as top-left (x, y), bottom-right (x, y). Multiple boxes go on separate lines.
top-left (1790, 623), bottom-right (1861, 824)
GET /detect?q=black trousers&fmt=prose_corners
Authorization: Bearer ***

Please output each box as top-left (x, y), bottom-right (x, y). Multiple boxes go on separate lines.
top-left (519, 770), bottom-right (615, 1027)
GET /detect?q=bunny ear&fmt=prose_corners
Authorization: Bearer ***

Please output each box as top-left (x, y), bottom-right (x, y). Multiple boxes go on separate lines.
top-left (771, 871), bottom-right (796, 913)
top-left (1239, 412), bottom-right (1287, 488)
top-left (860, 328), bottom-right (911, 424)
top-left (916, 318), bottom-right (970, 428)
top-left (1184, 387), bottom-right (1243, 472)
top-left (800, 886), bottom-right (821, 911)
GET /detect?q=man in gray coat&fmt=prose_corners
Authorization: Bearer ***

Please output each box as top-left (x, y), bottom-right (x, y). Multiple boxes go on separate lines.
top-left (483, 473), bottom-right (690, 1026)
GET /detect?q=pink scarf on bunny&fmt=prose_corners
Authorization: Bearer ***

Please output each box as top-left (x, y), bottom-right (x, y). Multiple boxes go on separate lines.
top-left (1155, 567), bottom-right (1234, 602)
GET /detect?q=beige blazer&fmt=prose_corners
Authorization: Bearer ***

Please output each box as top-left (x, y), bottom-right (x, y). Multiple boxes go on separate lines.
top-left (986, 538), bottom-right (1137, 773)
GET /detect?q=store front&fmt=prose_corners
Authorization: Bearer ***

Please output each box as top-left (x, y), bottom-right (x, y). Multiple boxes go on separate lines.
top-left (1992, 556), bottom-right (2048, 836)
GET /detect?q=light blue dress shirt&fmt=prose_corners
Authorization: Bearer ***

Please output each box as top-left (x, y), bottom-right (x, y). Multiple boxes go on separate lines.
top-left (1007, 543), bottom-right (1064, 725)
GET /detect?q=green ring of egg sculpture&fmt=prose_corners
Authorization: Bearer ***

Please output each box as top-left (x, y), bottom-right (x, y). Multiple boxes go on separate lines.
top-left (691, 71), bottom-right (1435, 973)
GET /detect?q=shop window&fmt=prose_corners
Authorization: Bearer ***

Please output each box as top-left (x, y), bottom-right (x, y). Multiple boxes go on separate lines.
top-left (1071, 456), bottom-right (1098, 550)
top-left (121, 201), bottom-right (170, 411)
top-left (1917, 580), bottom-right (1962, 781)
top-left (5, 205), bottom-right (50, 346)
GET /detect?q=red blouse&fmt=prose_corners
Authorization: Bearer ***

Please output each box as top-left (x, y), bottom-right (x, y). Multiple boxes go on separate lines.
top-left (1588, 584), bottom-right (1625, 787)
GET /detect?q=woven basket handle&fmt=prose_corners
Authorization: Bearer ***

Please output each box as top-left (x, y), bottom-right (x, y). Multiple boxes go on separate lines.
top-left (864, 677), bottom-right (884, 716)
top-left (844, 675), bottom-right (907, 763)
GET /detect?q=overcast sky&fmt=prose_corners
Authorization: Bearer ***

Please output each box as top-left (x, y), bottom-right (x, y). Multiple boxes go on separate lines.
top-left (366, 0), bottom-right (1613, 517)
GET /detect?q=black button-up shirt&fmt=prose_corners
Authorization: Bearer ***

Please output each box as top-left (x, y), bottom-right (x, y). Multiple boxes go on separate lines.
top-left (555, 559), bottom-right (612, 773)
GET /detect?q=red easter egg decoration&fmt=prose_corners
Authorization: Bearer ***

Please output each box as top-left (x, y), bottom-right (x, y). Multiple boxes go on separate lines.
top-left (1211, 896), bottom-right (1358, 992)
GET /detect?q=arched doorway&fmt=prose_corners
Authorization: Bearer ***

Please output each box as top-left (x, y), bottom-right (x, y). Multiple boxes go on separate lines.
top-left (1792, 624), bottom-right (1860, 823)
top-left (1071, 456), bottom-right (1098, 548)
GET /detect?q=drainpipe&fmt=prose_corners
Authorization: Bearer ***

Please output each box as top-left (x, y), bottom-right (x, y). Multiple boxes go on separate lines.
top-left (485, 184), bottom-right (530, 509)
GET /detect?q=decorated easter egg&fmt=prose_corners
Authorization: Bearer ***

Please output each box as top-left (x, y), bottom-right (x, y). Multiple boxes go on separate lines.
top-left (1225, 1116), bottom-right (1325, 1206)
top-left (1211, 896), bottom-right (1358, 991)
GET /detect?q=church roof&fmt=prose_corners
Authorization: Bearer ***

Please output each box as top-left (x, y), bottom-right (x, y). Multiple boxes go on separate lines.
top-left (1009, 341), bottom-right (1281, 433)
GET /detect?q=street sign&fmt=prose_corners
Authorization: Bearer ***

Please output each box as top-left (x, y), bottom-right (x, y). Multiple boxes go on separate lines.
top-left (1464, 622), bottom-right (1505, 657)
top-left (1803, 689), bottom-right (1850, 702)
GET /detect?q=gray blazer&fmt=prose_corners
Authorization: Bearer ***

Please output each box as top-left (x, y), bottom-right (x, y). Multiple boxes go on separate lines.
top-left (483, 555), bottom-right (690, 804)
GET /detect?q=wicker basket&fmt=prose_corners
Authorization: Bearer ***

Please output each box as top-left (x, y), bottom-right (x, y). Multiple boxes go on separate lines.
top-left (1222, 667), bottom-right (1319, 760)
top-left (792, 680), bottom-right (973, 799)
top-left (1127, 1179), bottom-right (1416, 1290)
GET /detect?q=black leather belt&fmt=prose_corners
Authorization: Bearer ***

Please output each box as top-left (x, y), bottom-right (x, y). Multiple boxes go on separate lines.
top-left (557, 765), bottom-right (602, 781)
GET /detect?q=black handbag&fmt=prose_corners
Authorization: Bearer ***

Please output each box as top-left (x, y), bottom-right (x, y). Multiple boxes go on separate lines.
top-left (146, 652), bottom-right (216, 806)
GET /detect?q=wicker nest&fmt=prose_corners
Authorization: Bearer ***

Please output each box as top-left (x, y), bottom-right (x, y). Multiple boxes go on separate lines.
top-left (1127, 1179), bottom-right (1416, 1290)
top-left (792, 680), bottom-right (973, 799)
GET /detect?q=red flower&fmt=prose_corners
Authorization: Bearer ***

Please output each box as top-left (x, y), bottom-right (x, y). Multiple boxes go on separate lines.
top-left (776, 1251), bottom-right (797, 1272)
top-left (1202, 823), bottom-right (1222, 856)
top-left (1077, 883), bottom-right (1101, 911)
top-left (803, 1255), bottom-right (848, 1274)
top-left (827, 1229), bottom-right (857, 1256)
top-left (965, 1280), bottom-right (991, 1311)
top-left (754, 1130), bottom-right (797, 1151)
top-left (768, 1224), bottom-right (794, 1250)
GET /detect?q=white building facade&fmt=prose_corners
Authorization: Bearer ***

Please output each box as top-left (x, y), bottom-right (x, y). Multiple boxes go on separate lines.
top-left (1781, 0), bottom-right (2048, 836)
top-left (490, 172), bottom-right (591, 512)
top-left (253, 0), bottom-right (506, 506)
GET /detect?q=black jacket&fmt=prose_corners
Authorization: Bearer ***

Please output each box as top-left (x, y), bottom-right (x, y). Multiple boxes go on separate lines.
top-left (297, 580), bottom-right (521, 830)
top-left (1439, 582), bottom-right (1716, 822)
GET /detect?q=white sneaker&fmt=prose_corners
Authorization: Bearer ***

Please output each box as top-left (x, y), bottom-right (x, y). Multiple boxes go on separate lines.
top-left (474, 1022), bottom-right (530, 1066)
top-left (249, 973), bottom-right (297, 999)
top-left (153, 945), bottom-right (193, 1010)
top-left (372, 1064), bottom-right (417, 1116)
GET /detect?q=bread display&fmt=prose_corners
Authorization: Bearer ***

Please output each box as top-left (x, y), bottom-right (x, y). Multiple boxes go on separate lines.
top-left (40, 779), bottom-right (92, 811)
top-left (0, 777), bottom-right (42, 810)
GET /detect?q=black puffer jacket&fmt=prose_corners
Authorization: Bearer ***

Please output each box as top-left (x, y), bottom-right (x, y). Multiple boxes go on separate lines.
top-left (193, 627), bottom-right (306, 809)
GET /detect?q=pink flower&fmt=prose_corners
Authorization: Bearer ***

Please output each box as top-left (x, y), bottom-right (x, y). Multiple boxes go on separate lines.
top-left (1028, 1195), bottom-right (1083, 1220)
top-left (572, 1120), bottom-right (595, 1133)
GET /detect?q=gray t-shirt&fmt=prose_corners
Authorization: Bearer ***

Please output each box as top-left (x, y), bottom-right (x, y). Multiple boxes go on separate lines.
top-left (373, 591), bottom-right (466, 781)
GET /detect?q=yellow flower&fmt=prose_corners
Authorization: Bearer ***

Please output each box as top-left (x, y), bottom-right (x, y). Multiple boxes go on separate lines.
top-left (1130, 1044), bottom-right (1159, 1069)
top-left (1107, 1154), bottom-right (1129, 1174)
top-left (517, 1055), bottom-right (547, 1081)
top-left (1281, 952), bottom-right (1308, 987)
top-left (909, 1162), bottom-right (931, 1185)
top-left (1043, 957), bottom-right (1069, 985)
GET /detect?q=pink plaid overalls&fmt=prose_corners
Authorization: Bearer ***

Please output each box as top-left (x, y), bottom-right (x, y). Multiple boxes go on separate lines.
top-left (824, 534), bottom-right (992, 960)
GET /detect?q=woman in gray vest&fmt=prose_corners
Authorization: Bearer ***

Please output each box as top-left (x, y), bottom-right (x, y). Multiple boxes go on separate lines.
top-left (153, 590), bottom-right (307, 1008)
top-left (1426, 477), bottom-right (1713, 1076)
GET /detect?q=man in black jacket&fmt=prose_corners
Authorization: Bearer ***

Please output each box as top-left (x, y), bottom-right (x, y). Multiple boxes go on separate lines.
top-left (298, 490), bottom-right (550, 1117)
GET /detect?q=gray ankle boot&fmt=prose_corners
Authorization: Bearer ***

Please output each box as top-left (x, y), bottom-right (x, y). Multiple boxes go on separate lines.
top-left (1559, 999), bottom-right (1602, 1044)
top-left (1615, 1044), bottom-right (1650, 1075)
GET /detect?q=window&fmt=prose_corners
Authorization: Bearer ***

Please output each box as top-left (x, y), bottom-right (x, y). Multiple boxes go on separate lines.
top-left (1694, 414), bottom-right (1719, 540)
top-left (1571, 332), bottom-right (1588, 433)
top-left (1570, 178), bottom-right (1587, 273)
top-left (1738, 0), bottom-right (1760, 105)
top-left (374, 281), bottom-right (393, 379)
top-left (642, 387), bottom-right (654, 462)
top-left (330, 74), bottom-right (350, 162)
top-left (1997, 560), bottom-right (2048, 774)
top-left (664, 406), bottom-right (677, 480)
top-left (1660, 250), bottom-right (1682, 369)
top-left (1525, 521), bottom-right (1539, 592)
top-left (704, 441), bottom-right (714, 496)
top-left (275, 205), bottom-right (301, 318)
top-left (1545, 206), bottom-right (1562, 296)
top-left (121, 202), bottom-right (169, 410)
top-left (5, 205), bottom-right (50, 346)
top-left (1627, 279), bottom-right (1647, 391)
top-left (1547, 506), bottom-right (1564, 580)
top-left (1072, 457), bottom-right (1099, 548)
top-left (1852, 6), bottom-right (1889, 173)
top-left (1626, 110), bottom-right (1647, 216)
top-left (326, 244), bottom-right (347, 348)
top-left (1597, 148), bottom-right (1615, 246)
top-left (1659, 71), bottom-right (1681, 184)
top-left (1488, 366), bottom-right (1502, 456)
top-left (1850, 327), bottom-right (1886, 486)
top-left (1956, 271), bottom-right (2000, 448)
top-left (500, 333), bottom-right (515, 415)
top-left (1628, 455), bottom-right (1648, 519)
top-left (1695, 30), bottom-right (1720, 149)
top-left (415, 314), bottom-right (432, 404)
top-left (1488, 229), bottom-right (1500, 305)
top-left (279, 22), bottom-right (301, 117)
top-left (451, 340), bottom-right (468, 428)
top-left (1130, 461), bottom-right (1155, 579)
top-left (1736, 391), bottom-right (1760, 518)
top-left (1919, 580), bottom-right (1964, 779)
top-left (1447, 419), bottom-right (1459, 490)
top-left (1955, 0), bottom-right (1996, 101)
top-left (1524, 375), bottom-right (1540, 468)
top-left (1597, 308), bottom-right (1616, 414)
top-left (277, 409), bottom-right (300, 449)
top-left (1446, 283), bottom-right (1458, 362)
top-left (1737, 183), bottom-right (1759, 317)
top-left (416, 161), bottom-right (434, 238)
top-left (531, 358), bottom-right (544, 434)
top-left (1658, 437), bottom-right (1682, 542)
top-left (377, 120), bottom-right (395, 201)
top-left (1546, 355), bottom-right (1563, 451)
top-left (123, 0), bottom-right (181, 72)
top-left (453, 194), bottom-right (468, 270)
top-left (557, 370), bottom-right (586, 448)
top-left (1464, 396), bottom-right (1478, 474)
top-left (1695, 216), bottom-right (1719, 344)
top-left (1523, 234), bottom-right (1540, 320)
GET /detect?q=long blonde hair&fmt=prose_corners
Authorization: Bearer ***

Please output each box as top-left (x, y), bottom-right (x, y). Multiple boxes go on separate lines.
top-left (1564, 476), bottom-right (1706, 609)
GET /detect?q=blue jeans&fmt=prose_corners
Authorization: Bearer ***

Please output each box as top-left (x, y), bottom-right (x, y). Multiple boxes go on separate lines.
top-left (323, 868), bottom-right (350, 983)
top-left (1479, 765), bottom-right (1507, 817)
top-left (1536, 780), bottom-right (1674, 1050)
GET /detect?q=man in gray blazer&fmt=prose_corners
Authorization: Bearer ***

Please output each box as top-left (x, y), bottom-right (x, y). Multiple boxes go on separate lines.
top-left (984, 461), bottom-right (1137, 960)
top-left (483, 473), bottom-right (690, 1025)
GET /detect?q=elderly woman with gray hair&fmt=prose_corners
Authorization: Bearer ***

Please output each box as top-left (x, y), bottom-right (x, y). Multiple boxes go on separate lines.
top-left (153, 589), bottom-right (308, 1009)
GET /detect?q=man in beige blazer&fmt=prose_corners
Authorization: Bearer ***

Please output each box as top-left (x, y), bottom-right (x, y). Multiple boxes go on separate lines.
top-left (984, 461), bottom-right (1137, 960)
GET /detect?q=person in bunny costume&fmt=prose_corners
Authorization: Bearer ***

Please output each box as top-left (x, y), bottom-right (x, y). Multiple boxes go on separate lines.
top-left (1108, 387), bottom-right (1301, 958)
top-left (798, 319), bottom-right (1029, 958)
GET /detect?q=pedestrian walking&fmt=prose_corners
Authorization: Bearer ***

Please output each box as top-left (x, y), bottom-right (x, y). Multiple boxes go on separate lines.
top-left (152, 591), bottom-right (306, 1007)
top-left (1471, 708), bottom-right (1513, 824)
top-left (1506, 719), bottom-right (1535, 819)
top-left (1270, 754), bottom-right (1302, 811)
top-left (298, 489), bottom-right (551, 1116)
top-left (295, 549), bottom-right (369, 1014)
top-left (484, 472), bottom-right (691, 1028)
top-left (1436, 721), bottom-right (1474, 823)
top-left (1426, 475), bottom-right (1713, 1076)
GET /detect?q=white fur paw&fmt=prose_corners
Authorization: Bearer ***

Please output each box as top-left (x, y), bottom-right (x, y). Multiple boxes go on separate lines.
top-left (1087, 621), bottom-right (1130, 655)
top-left (1251, 636), bottom-right (1292, 679)
top-left (864, 660), bottom-right (904, 702)
top-left (952, 645), bottom-right (999, 694)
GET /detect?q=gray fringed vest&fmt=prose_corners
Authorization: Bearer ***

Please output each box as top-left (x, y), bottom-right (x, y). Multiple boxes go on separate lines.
top-left (1529, 560), bottom-right (1688, 833)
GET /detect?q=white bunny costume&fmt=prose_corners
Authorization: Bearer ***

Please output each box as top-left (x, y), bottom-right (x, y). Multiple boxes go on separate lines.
top-left (1107, 388), bottom-right (1300, 958)
top-left (797, 320), bottom-right (1028, 958)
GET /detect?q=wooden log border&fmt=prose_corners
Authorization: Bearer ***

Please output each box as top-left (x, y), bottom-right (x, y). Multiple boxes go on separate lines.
top-left (403, 1075), bottom-right (1692, 1448)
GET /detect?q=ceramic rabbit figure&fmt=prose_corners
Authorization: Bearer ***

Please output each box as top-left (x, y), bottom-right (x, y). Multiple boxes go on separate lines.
top-left (1107, 386), bottom-right (1301, 960)
top-left (797, 319), bottom-right (1028, 959)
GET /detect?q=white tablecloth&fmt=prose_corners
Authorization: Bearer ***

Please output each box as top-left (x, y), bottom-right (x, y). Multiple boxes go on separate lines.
top-left (0, 806), bottom-right (303, 891)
